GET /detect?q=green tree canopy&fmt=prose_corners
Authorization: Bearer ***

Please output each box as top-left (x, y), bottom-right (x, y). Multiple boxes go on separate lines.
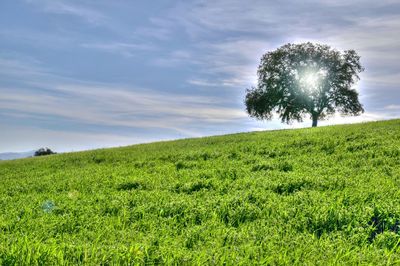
top-left (245, 42), bottom-right (364, 127)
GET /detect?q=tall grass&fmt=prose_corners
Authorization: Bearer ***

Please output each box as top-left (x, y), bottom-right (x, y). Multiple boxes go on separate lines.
top-left (1, 119), bottom-right (400, 264)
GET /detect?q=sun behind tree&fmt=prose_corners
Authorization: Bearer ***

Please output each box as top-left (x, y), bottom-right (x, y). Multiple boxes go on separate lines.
top-left (245, 42), bottom-right (364, 127)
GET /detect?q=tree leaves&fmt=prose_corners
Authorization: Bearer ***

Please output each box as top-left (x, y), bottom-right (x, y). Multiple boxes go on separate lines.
top-left (245, 42), bottom-right (364, 126)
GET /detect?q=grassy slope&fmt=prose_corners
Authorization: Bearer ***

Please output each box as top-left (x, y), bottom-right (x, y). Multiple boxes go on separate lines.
top-left (0, 119), bottom-right (400, 265)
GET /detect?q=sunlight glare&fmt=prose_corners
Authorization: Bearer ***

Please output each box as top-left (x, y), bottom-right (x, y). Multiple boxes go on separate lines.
top-left (304, 73), bottom-right (318, 87)
top-left (299, 70), bottom-right (324, 91)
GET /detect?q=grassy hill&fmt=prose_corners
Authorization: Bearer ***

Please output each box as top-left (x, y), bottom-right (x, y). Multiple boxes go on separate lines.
top-left (1, 119), bottom-right (400, 265)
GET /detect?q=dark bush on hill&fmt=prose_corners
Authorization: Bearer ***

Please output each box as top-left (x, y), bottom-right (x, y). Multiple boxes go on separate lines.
top-left (34, 148), bottom-right (56, 157)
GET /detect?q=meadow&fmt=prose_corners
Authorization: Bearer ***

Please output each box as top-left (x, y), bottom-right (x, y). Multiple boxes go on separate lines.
top-left (0, 119), bottom-right (400, 265)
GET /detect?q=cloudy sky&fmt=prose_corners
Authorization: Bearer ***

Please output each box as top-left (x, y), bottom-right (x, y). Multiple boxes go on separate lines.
top-left (1, 0), bottom-right (399, 152)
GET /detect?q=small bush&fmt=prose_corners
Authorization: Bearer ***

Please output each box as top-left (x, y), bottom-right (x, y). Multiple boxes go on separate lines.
top-left (34, 148), bottom-right (56, 157)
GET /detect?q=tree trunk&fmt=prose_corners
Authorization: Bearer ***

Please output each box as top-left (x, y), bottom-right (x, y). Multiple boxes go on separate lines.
top-left (312, 114), bottom-right (318, 127)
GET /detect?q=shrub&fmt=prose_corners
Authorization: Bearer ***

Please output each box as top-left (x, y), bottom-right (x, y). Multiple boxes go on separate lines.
top-left (34, 148), bottom-right (56, 157)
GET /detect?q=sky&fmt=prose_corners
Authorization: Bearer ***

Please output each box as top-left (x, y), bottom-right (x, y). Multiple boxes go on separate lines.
top-left (1, 0), bottom-right (399, 153)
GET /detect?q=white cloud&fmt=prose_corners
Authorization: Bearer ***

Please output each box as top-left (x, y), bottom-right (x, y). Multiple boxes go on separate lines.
top-left (150, 50), bottom-right (201, 67)
top-left (249, 111), bottom-right (395, 130)
top-left (0, 54), bottom-right (250, 149)
top-left (194, 39), bottom-right (272, 87)
top-left (80, 42), bottom-right (156, 57)
top-left (2, 0), bottom-right (399, 152)
top-left (0, 125), bottom-right (149, 153)
top-left (26, 0), bottom-right (107, 24)
top-left (1, 84), bottom-right (245, 129)
top-left (154, 0), bottom-right (400, 114)
top-left (385, 105), bottom-right (400, 110)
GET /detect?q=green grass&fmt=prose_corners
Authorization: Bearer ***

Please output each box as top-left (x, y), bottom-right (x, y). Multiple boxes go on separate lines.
top-left (1, 119), bottom-right (400, 265)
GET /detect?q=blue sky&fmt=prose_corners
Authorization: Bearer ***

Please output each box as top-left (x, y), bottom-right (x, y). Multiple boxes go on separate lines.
top-left (1, 0), bottom-right (399, 152)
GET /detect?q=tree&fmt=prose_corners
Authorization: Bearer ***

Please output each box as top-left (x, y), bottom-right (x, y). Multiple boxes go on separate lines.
top-left (34, 147), bottom-right (56, 157)
top-left (245, 42), bottom-right (364, 127)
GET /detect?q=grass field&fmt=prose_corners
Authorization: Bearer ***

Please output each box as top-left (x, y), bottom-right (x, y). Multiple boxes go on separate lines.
top-left (1, 119), bottom-right (400, 265)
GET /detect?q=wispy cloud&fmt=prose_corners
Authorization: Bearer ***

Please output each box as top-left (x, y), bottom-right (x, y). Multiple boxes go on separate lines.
top-left (0, 124), bottom-right (147, 153)
top-left (0, 56), bottom-right (246, 142)
top-left (385, 105), bottom-right (400, 110)
top-left (26, 0), bottom-right (107, 24)
top-left (152, 0), bottom-right (400, 113)
top-left (150, 50), bottom-right (199, 67)
top-left (195, 39), bottom-right (271, 87)
top-left (1, 0), bottom-right (399, 152)
top-left (1, 86), bottom-right (247, 145)
top-left (80, 42), bottom-right (156, 57)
